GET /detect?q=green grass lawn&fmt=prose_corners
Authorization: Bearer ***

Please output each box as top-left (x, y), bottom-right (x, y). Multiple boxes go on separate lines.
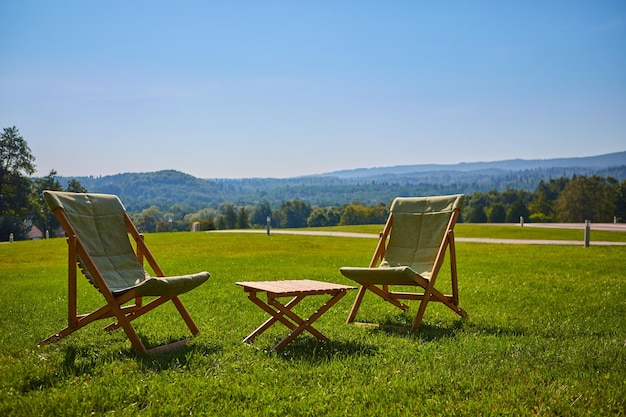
top-left (1, 226), bottom-right (624, 416)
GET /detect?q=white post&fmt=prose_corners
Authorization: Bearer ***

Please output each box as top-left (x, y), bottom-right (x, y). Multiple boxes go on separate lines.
top-left (9, 233), bottom-right (14, 243)
top-left (266, 216), bottom-right (271, 236)
top-left (520, 216), bottom-right (524, 227)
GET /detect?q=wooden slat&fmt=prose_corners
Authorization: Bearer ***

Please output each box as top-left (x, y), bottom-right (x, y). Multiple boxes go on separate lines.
top-left (236, 279), bottom-right (355, 296)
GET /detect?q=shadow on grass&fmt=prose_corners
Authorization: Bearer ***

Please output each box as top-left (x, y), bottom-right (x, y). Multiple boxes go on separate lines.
top-left (368, 320), bottom-right (465, 342)
top-left (136, 338), bottom-right (223, 372)
top-left (270, 338), bottom-right (379, 363)
top-left (21, 338), bottom-right (222, 394)
top-left (20, 344), bottom-right (126, 394)
top-left (360, 314), bottom-right (525, 341)
top-left (462, 322), bottom-right (526, 337)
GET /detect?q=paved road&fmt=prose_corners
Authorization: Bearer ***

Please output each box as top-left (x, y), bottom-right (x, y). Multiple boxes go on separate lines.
top-left (211, 226), bottom-right (626, 246)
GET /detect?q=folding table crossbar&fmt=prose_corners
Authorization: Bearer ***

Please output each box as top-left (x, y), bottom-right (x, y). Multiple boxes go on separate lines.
top-left (236, 280), bottom-right (355, 351)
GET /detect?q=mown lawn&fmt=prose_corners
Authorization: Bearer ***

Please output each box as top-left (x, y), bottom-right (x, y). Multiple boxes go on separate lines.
top-left (1, 226), bottom-right (624, 416)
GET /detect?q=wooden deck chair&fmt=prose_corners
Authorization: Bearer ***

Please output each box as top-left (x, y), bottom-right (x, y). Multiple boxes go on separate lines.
top-left (40, 191), bottom-right (210, 354)
top-left (340, 194), bottom-right (466, 330)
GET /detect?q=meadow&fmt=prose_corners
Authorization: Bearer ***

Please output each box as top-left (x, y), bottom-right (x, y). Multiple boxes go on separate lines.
top-left (1, 225), bottom-right (624, 416)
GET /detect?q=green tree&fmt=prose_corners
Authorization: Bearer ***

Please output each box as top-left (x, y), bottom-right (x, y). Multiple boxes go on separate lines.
top-left (251, 201), bottom-right (273, 226)
top-left (236, 206), bottom-right (250, 229)
top-left (506, 200), bottom-right (530, 223)
top-left (529, 182), bottom-right (553, 222)
top-left (155, 220), bottom-right (172, 232)
top-left (66, 178), bottom-right (88, 193)
top-left (307, 207), bottom-right (342, 227)
top-left (31, 170), bottom-right (62, 236)
top-left (463, 192), bottom-right (490, 223)
top-left (529, 178), bottom-right (569, 222)
top-left (0, 127), bottom-right (36, 240)
top-left (279, 200), bottom-right (311, 228)
top-left (222, 203), bottom-right (237, 229)
top-left (326, 207), bottom-right (341, 226)
top-left (307, 208), bottom-right (329, 227)
top-left (366, 203), bottom-right (388, 224)
top-left (132, 206), bottom-right (162, 232)
top-left (185, 207), bottom-right (219, 225)
top-left (467, 206), bottom-right (487, 223)
top-left (615, 180), bottom-right (626, 223)
top-left (487, 203), bottom-right (506, 223)
top-left (339, 205), bottom-right (362, 225)
top-left (555, 175), bottom-right (618, 222)
top-left (198, 218), bottom-right (217, 231)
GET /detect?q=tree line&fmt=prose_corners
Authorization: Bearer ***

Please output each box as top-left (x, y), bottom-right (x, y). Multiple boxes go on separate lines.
top-left (131, 174), bottom-right (625, 233)
top-left (1, 126), bottom-right (625, 240)
top-left (129, 200), bottom-right (390, 233)
top-left (463, 175), bottom-right (626, 224)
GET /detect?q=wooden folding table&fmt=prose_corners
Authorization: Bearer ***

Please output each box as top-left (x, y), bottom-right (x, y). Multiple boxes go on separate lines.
top-left (236, 279), bottom-right (355, 351)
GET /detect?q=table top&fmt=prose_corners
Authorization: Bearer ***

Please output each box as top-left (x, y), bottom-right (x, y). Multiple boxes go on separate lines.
top-left (236, 279), bottom-right (355, 295)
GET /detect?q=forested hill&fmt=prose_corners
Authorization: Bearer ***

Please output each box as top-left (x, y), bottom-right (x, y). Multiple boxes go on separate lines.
top-left (60, 152), bottom-right (626, 212)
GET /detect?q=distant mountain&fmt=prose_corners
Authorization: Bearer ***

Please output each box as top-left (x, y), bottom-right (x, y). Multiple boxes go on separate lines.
top-left (317, 151), bottom-right (626, 179)
top-left (58, 151), bottom-right (626, 211)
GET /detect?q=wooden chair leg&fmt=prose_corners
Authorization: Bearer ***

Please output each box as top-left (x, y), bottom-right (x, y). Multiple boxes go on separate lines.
top-left (411, 297), bottom-right (430, 330)
top-left (346, 286), bottom-right (367, 323)
top-left (171, 296), bottom-right (200, 335)
top-left (111, 307), bottom-right (147, 354)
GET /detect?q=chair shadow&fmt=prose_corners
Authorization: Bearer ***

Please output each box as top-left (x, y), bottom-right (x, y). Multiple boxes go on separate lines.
top-left (363, 320), bottom-right (464, 342)
top-left (21, 337), bottom-right (222, 394)
top-left (462, 322), bottom-right (526, 337)
top-left (359, 313), bottom-right (525, 341)
top-left (255, 314), bottom-right (527, 361)
top-left (136, 338), bottom-right (223, 372)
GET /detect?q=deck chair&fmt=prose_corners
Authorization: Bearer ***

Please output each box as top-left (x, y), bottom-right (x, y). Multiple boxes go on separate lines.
top-left (340, 194), bottom-right (466, 330)
top-left (40, 191), bottom-right (210, 354)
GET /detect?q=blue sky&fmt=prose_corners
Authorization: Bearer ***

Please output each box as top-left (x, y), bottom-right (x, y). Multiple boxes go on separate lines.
top-left (1, 1), bottom-right (625, 179)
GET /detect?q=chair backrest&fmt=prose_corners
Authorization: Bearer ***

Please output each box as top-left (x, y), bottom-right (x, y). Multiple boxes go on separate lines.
top-left (380, 194), bottom-right (464, 278)
top-left (44, 191), bottom-right (146, 292)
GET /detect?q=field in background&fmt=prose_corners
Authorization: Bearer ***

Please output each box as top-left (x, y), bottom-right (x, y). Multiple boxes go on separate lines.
top-left (1, 225), bottom-right (624, 416)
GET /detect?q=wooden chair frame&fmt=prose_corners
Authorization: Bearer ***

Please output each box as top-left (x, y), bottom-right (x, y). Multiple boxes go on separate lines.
top-left (345, 203), bottom-right (466, 330)
top-left (41, 204), bottom-right (202, 354)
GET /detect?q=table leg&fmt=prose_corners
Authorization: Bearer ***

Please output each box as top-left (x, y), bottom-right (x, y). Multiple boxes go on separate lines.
top-left (271, 290), bottom-right (348, 352)
top-left (269, 297), bottom-right (327, 340)
top-left (243, 292), bottom-right (304, 343)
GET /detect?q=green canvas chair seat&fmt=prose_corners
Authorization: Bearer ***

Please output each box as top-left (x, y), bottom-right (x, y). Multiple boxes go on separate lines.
top-left (339, 266), bottom-right (428, 286)
top-left (111, 272), bottom-right (210, 297)
top-left (41, 191), bottom-right (210, 354)
top-left (340, 194), bottom-right (466, 330)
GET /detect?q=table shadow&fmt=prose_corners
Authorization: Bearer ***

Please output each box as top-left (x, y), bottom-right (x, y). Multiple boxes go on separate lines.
top-left (271, 337), bottom-right (379, 363)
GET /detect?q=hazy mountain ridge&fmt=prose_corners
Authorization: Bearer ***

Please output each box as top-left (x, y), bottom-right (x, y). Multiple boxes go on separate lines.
top-left (316, 151), bottom-right (626, 178)
top-left (60, 152), bottom-right (626, 211)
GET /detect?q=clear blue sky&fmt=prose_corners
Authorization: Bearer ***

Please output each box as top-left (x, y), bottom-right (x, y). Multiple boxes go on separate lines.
top-left (1, 1), bottom-right (625, 179)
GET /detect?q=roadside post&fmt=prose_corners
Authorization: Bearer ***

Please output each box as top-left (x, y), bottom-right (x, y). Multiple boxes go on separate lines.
top-left (584, 220), bottom-right (590, 247)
